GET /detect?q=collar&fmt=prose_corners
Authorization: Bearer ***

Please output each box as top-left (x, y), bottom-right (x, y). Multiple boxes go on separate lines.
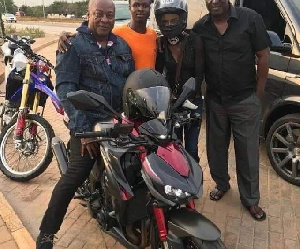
top-left (204, 3), bottom-right (239, 24)
top-left (76, 21), bottom-right (118, 44)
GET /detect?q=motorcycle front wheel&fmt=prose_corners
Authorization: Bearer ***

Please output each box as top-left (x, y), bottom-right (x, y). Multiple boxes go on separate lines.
top-left (150, 220), bottom-right (226, 249)
top-left (184, 237), bottom-right (226, 249)
top-left (0, 114), bottom-right (55, 181)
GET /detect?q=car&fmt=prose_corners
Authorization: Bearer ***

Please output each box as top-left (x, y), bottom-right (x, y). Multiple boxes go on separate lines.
top-left (66, 14), bottom-right (75, 18)
top-left (150, 0), bottom-right (300, 186)
top-left (114, 1), bottom-right (131, 26)
top-left (2, 13), bottom-right (17, 23)
top-left (81, 2), bottom-right (131, 26)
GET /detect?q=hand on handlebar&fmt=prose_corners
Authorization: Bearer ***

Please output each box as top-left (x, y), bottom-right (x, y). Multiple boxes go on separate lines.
top-left (80, 138), bottom-right (99, 159)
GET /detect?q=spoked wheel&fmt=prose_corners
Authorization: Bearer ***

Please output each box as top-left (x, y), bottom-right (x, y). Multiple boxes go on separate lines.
top-left (0, 114), bottom-right (55, 181)
top-left (266, 114), bottom-right (300, 186)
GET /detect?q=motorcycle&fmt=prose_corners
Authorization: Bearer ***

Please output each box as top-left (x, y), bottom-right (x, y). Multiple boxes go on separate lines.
top-left (0, 17), bottom-right (64, 181)
top-left (1, 34), bottom-right (35, 85)
top-left (52, 78), bottom-right (226, 249)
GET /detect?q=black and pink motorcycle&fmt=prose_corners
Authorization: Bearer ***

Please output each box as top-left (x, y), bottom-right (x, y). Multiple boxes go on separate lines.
top-left (52, 77), bottom-right (226, 249)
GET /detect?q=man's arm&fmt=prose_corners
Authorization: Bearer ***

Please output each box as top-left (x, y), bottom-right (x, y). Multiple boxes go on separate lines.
top-left (56, 46), bottom-right (92, 133)
top-left (256, 48), bottom-right (270, 100)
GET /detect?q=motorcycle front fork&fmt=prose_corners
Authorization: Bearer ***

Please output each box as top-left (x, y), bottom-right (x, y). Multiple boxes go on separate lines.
top-left (14, 64), bottom-right (39, 145)
top-left (153, 200), bottom-right (195, 247)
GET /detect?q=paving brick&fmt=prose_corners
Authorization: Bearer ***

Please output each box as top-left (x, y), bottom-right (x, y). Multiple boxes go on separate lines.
top-left (0, 240), bottom-right (18, 249)
top-left (268, 203), bottom-right (281, 217)
top-left (224, 231), bottom-right (239, 249)
top-left (67, 204), bottom-right (87, 220)
top-left (239, 226), bottom-right (254, 247)
top-left (253, 237), bottom-right (268, 249)
top-left (68, 239), bottom-right (86, 249)
top-left (0, 217), bottom-right (4, 227)
top-left (57, 217), bottom-right (76, 237)
top-left (283, 215), bottom-right (298, 240)
top-left (269, 232), bottom-right (284, 249)
top-left (241, 210), bottom-right (255, 230)
top-left (236, 244), bottom-right (252, 249)
top-left (254, 220), bottom-right (269, 240)
top-left (0, 226), bottom-right (12, 243)
top-left (83, 243), bottom-right (99, 249)
top-left (269, 216), bottom-right (283, 233)
top-left (284, 239), bottom-right (299, 249)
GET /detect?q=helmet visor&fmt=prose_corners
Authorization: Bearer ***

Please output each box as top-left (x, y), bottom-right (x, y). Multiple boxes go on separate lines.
top-left (134, 86), bottom-right (171, 120)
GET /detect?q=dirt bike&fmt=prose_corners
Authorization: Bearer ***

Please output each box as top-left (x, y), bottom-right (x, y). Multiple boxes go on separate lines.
top-left (52, 78), bottom-right (226, 249)
top-left (0, 16), bottom-right (64, 181)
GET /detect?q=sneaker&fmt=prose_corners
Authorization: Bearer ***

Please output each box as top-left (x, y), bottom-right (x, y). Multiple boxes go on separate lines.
top-left (36, 233), bottom-right (56, 249)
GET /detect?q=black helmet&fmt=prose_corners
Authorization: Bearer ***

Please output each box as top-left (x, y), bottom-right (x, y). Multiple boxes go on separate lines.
top-left (123, 69), bottom-right (171, 121)
top-left (154, 0), bottom-right (188, 38)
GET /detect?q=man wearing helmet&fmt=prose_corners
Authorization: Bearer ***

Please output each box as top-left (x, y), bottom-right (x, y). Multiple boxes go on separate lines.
top-left (192, 0), bottom-right (270, 221)
top-left (154, 0), bottom-right (204, 163)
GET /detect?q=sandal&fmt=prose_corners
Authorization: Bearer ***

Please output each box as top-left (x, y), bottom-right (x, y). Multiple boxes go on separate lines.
top-left (209, 187), bottom-right (229, 201)
top-left (245, 205), bottom-right (266, 221)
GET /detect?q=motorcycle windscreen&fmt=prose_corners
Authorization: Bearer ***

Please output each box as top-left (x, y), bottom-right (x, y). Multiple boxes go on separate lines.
top-left (133, 86), bottom-right (171, 121)
top-left (142, 153), bottom-right (201, 195)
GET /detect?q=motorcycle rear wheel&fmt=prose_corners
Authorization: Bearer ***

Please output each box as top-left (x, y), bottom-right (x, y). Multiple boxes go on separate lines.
top-left (0, 114), bottom-right (55, 181)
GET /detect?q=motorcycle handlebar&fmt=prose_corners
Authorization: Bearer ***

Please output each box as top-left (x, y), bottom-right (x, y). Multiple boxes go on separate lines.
top-left (75, 129), bottom-right (112, 138)
top-left (1, 35), bottom-right (54, 69)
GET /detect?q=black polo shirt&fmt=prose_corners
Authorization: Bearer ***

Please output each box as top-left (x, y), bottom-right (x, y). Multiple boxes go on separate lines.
top-left (193, 5), bottom-right (270, 105)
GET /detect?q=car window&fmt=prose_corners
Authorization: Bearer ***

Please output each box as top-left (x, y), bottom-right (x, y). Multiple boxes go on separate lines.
top-left (115, 4), bottom-right (130, 20)
top-left (287, 0), bottom-right (300, 24)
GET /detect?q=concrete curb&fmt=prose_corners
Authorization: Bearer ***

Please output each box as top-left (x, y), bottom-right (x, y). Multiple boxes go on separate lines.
top-left (0, 37), bottom-right (58, 84)
top-left (0, 191), bottom-right (35, 249)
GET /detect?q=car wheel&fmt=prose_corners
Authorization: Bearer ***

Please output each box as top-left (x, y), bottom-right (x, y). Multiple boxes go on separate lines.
top-left (266, 114), bottom-right (300, 186)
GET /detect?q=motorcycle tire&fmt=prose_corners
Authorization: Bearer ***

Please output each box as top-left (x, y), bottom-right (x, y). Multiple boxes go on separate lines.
top-left (184, 237), bottom-right (226, 249)
top-left (0, 114), bottom-right (55, 181)
top-left (150, 219), bottom-right (226, 249)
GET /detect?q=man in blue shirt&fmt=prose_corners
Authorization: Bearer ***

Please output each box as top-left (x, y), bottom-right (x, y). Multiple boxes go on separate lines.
top-left (36, 0), bottom-right (134, 247)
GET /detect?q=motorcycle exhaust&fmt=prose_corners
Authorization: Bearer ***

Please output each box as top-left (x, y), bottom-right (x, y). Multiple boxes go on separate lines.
top-left (52, 137), bottom-right (68, 175)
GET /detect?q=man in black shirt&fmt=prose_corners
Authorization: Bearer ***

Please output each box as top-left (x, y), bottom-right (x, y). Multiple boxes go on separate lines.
top-left (193, 0), bottom-right (270, 221)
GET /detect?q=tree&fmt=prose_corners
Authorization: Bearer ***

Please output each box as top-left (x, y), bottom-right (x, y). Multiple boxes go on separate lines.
top-left (0, 0), bottom-right (17, 14)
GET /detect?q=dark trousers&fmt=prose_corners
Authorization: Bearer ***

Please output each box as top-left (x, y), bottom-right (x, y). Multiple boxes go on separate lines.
top-left (39, 135), bottom-right (96, 234)
top-left (176, 97), bottom-right (203, 163)
top-left (206, 93), bottom-right (261, 206)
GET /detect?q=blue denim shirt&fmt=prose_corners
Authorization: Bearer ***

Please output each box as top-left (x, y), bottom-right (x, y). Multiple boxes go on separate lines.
top-left (55, 23), bottom-right (135, 133)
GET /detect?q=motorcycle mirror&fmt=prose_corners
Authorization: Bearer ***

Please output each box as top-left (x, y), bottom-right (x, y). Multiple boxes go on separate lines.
top-left (67, 90), bottom-right (100, 110)
top-left (67, 90), bottom-right (123, 122)
top-left (172, 77), bottom-right (196, 110)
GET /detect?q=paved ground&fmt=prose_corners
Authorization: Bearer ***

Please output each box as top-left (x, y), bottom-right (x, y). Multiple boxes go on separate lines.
top-left (0, 37), bottom-right (299, 249)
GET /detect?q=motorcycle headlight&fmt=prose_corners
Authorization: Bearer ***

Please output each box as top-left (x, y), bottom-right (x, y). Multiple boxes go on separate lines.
top-left (164, 185), bottom-right (191, 199)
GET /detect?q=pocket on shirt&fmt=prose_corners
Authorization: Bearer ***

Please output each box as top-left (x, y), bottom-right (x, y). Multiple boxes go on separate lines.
top-left (80, 55), bottom-right (99, 78)
top-left (112, 53), bottom-right (133, 74)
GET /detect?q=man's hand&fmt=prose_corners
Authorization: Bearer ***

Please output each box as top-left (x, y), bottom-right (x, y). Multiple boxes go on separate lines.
top-left (80, 138), bottom-right (99, 159)
top-left (256, 48), bottom-right (270, 100)
top-left (57, 31), bottom-right (76, 53)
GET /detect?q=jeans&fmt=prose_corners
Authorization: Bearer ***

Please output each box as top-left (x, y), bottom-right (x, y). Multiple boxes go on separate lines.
top-left (39, 134), bottom-right (96, 234)
top-left (175, 97), bottom-right (203, 163)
